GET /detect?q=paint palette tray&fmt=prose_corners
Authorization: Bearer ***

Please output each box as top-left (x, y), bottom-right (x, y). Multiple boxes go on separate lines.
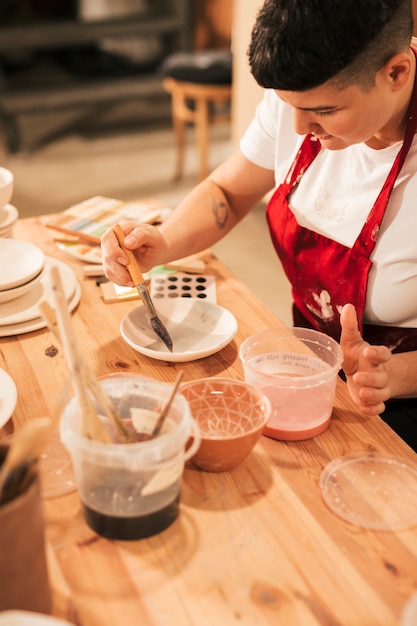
top-left (150, 272), bottom-right (216, 303)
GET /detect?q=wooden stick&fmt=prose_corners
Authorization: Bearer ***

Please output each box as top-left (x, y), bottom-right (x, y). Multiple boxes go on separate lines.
top-left (151, 370), bottom-right (184, 438)
top-left (39, 301), bottom-right (136, 443)
top-left (53, 237), bottom-right (86, 245)
top-left (49, 265), bottom-right (111, 443)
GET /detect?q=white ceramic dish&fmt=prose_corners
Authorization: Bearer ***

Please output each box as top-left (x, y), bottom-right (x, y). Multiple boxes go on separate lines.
top-left (56, 241), bottom-right (102, 264)
top-left (0, 367), bottom-right (17, 428)
top-left (0, 167), bottom-right (13, 210)
top-left (0, 280), bottom-right (81, 338)
top-left (0, 203), bottom-right (18, 231)
top-left (320, 451), bottom-right (417, 530)
top-left (120, 298), bottom-right (238, 362)
top-left (0, 267), bottom-right (44, 305)
top-left (0, 612), bottom-right (75, 626)
top-left (0, 239), bottom-right (45, 291)
top-left (0, 257), bottom-right (76, 326)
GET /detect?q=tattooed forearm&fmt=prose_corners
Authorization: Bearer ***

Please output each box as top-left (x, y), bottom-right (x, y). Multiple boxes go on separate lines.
top-left (211, 198), bottom-right (229, 229)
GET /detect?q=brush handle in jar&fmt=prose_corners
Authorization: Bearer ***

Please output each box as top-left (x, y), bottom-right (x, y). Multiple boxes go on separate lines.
top-left (50, 265), bottom-right (111, 443)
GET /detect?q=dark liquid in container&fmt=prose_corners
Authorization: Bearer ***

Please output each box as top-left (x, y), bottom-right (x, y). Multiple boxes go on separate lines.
top-left (82, 494), bottom-right (180, 540)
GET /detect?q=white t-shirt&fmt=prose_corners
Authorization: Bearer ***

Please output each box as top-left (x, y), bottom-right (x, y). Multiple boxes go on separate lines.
top-left (240, 89), bottom-right (417, 327)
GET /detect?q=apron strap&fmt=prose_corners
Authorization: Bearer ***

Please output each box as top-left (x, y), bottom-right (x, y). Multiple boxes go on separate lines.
top-left (282, 135), bottom-right (321, 191)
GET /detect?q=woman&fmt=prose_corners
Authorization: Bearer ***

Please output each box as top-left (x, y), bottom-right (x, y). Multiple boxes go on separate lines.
top-left (101, 0), bottom-right (417, 450)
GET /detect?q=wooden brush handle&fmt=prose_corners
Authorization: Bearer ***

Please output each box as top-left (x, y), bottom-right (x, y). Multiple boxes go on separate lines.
top-left (151, 370), bottom-right (184, 438)
top-left (50, 265), bottom-right (111, 443)
top-left (113, 224), bottom-right (145, 286)
top-left (40, 301), bottom-right (136, 444)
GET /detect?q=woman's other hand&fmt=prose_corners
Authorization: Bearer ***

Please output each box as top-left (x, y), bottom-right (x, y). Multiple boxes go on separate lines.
top-left (340, 303), bottom-right (392, 416)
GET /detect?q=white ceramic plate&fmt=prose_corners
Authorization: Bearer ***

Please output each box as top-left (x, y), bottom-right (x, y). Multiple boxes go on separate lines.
top-left (120, 298), bottom-right (238, 362)
top-left (0, 267), bottom-right (44, 305)
top-left (0, 239), bottom-right (45, 291)
top-left (0, 367), bottom-right (17, 428)
top-left (0, 257), bottom-right (76, 326)
top-left (0, 612), bottom-right (75, 626)
top-left (0, 203), bottom-right (18, 231)
top-left (0, 280), bottom-right (81, 338)
top-left (56, 241), bottom-right (102, 264)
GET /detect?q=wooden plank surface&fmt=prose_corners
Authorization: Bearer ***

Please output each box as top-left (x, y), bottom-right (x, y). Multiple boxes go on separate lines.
top-left (1, 215), bottom-right (417, 626)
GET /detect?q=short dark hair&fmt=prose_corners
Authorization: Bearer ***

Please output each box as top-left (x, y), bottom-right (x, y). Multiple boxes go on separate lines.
top-left (248, 0), bottom-right (414, 92)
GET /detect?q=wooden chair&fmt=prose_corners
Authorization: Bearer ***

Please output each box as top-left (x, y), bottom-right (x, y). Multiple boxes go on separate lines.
top-left (161, 50), bottom-right (232, 181)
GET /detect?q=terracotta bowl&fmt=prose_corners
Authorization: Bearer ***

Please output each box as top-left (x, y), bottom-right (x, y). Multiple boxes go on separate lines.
top-left (181, 377), bottom-right (271, 472)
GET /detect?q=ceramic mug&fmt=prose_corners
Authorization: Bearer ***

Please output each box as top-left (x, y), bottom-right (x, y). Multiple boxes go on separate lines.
top-left (0, 450), bottom-right (52, 613)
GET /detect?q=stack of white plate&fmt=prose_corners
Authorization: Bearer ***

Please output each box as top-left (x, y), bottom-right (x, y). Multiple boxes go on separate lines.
top-left (0, 240), bottom-right (81, 337)
top-left (0, 204), bottom-right (19, 238)
top-left (0, 368), bottom-right (17, 429)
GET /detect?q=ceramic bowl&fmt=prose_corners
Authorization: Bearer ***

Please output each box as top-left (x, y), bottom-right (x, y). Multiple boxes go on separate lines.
top-left (0, 168), bottom-right (13, 210)
top-left (181, 377), bottom-right (271, 472)
top-left (0, 204), bottom-right (18, 238)
top-left (0, 267), bottom-right (44, 304)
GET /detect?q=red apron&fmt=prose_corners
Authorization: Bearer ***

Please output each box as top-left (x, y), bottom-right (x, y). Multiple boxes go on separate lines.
top-left (267, 50), bottom-right (417, 353)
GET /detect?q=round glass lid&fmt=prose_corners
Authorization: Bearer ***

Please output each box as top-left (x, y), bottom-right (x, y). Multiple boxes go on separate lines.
top-left (320, 451), bottom-right (417, 530)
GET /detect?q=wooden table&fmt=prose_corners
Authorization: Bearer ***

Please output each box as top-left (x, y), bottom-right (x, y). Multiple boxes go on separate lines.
top-left (1, 215), bottom-right (417, 626)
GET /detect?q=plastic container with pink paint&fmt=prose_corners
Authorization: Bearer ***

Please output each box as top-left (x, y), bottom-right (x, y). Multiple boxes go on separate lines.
top-left (239, 327), bottom-right (343, 441)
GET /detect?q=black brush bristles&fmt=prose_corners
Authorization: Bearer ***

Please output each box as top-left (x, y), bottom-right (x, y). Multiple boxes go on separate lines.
top-left (151, 316), bottom-right (173, 352)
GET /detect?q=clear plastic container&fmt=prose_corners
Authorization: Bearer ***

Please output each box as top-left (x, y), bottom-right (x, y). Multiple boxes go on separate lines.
top-left (239, 327), bottom-right (343, 440)
top-left (61, 374), bottom-right (200, 540)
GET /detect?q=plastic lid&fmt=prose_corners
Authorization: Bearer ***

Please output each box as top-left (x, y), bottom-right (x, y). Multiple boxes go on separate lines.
top-left (320, 452), bottom-right (417, 530)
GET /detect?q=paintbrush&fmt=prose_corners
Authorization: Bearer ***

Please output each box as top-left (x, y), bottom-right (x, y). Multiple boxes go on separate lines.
top-left (50, 265), bottom-right (112, 443)
top-left (113, 224), bottom-right (173, 352)
top-left (39, 301), bottom-right (138, 444)
top-left (0, 418), bottom-right (52, 505)
top-left (151, 370), bottom-right (184, 438)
